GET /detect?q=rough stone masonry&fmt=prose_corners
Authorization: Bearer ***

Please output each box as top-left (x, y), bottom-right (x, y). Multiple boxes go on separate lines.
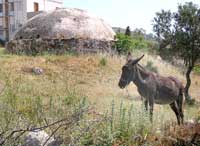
top-left (6, 8), bottom-right (116, 55)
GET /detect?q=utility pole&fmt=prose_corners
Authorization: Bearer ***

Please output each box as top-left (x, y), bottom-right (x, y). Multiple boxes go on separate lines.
top-left (4, 0), bottom-right (9, 41)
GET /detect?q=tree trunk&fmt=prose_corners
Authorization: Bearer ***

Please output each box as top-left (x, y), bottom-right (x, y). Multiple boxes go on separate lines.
top-left (184, 66), bottom-right (193, 101)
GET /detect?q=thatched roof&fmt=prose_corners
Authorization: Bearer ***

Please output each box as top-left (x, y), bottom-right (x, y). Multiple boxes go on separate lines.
top-left (13, 8), bottom-right (115, 41)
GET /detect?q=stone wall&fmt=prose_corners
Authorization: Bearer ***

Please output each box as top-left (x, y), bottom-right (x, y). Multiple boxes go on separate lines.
top-left (6, 38), bottom-right (115, 55)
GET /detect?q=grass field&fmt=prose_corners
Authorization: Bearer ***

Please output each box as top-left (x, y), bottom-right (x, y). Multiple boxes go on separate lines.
top-left (0, 48), bottom-right (200, 145)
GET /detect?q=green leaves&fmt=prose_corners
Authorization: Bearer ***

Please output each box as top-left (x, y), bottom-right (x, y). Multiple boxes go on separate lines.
top-left (173, 2), bottom-right (200, 66)
top-left (153, 2), bottom-right (200, 65)
top-left (153, 2), bottom-right (200, 101)
top-left (114, 33), bottom-right (134, 54)
top-left (114, 33), bottom-right (149, 54)
top-left (153, 9), bottom-right (172, 41)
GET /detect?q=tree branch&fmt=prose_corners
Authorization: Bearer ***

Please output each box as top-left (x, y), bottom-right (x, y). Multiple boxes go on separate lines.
top-left (0, 107), bottom-right (88, 145)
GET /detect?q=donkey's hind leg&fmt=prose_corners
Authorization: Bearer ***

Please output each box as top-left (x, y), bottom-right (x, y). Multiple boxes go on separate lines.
top-left (169, 102), bottom-right (181, 125)
top-left (176, 93), bottom-right (184, 124)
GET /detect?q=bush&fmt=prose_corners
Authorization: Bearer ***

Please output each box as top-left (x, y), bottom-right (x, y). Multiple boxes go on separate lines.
top-left (114, 33), bottom-right (155, 54)
top-left (114, 33), bottom-right (134, 54)
top-left (132, 38), bottom-right (148, 49)
top-left (194, 65), bottom-right (200, 74)
top-left (99, 57), bottom-right (107, 66)
top-left (145, 61), bottom-right (158, 73)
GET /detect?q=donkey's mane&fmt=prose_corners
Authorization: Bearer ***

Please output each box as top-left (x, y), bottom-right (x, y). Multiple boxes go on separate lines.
top-left (137, 64), bottom-right (152, 75)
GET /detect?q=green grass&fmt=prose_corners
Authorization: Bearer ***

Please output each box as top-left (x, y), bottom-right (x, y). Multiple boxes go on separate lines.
top-left (194, 65), bottom-right (200, 74)
top-left (0, 47), bottom-right (5, 54)
top-left (99, 57), bottom-right (107, 66)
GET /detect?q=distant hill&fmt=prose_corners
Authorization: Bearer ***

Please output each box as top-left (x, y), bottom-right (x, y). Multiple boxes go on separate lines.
top-left (112, 27), bottom-right (126, 34)
top-left (112, 27), bottom-right (156, 41)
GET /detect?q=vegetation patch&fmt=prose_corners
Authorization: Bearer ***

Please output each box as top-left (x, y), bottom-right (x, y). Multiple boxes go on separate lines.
top-left (99, 57), bottom-right (107, 66)
top-left (194, 65), bottom-right (200, 74)
top-left (0, 51), bottom-right (199, 145)
top-left (145, 61), bottom-right (158, 73)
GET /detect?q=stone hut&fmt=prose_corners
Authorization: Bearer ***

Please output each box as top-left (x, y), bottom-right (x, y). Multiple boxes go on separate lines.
top-left (6, 8), bottom-right (116, 55)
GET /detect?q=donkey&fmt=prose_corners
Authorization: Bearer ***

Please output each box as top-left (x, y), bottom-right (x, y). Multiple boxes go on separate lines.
top-left (118, 53), bottom-right (184, 125)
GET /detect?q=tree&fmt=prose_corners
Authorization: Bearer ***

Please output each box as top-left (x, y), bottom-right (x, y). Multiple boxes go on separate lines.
top-left (132, 28), bottom-right (146, 42)
top-left (133, 28), bottom-right (146, 37)
top-left (114, 33), bottom-right (133, 54)
top-left (153, 9), bottom-right (172, 50)
top-left (153, 2), bottom-right (200, 102)
top-left (125, 26), bottom-right (131, 36)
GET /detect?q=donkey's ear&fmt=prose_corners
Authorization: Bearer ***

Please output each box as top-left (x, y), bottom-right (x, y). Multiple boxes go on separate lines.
top-left (126, 52), bottom-right (132, 61)
top-left (132, 54), bottom-right (144, 65)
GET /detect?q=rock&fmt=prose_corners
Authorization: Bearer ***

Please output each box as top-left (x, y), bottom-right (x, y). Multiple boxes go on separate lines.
top-left (24, 130), bottom-right (58, 146)
top-left (156, 55), bottom-right (162, 61)
top-left (32, 67), bottom-right (43, 75)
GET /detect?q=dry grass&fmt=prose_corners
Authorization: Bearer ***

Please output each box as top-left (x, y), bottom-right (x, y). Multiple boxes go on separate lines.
top-left (0, 50), bottom-right (199, 119)
top-left (0, 49), bottom-right (200, 145)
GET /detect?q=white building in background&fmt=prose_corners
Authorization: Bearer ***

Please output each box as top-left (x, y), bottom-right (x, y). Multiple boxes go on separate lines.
top-left (27, 0), bottom-right (63, 12)
top-left (0, 0), bottom-right (63, 41)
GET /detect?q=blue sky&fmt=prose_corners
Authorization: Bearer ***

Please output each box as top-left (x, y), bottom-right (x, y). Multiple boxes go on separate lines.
top-left (63, 0), bottom-right (200, 33)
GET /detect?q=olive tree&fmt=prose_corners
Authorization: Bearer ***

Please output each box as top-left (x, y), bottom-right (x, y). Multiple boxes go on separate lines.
top-left (153, 2), bottom-right (200, 101)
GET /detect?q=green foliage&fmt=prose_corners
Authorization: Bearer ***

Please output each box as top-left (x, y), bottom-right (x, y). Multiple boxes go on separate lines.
top-left (153, 9), bottom-right (172, 41)
top-left (132, 28), bottom-right (146, 39)
top-left (99, 57), bottom-right (107, 66)
top-left (153, 2), bottom-right (200, 101)
top-left (132, 37), bottom-right (148, 49)
top-left (145, 61), bottom-right (158, 73)
top-left (0, 74), bottom-right (84, 145)
top-left (153, 2), bottom-right (200, 66)
top-left (173, 2), bottom-right (200, 66)
top-left (114, 33), bottom-right (134, 54)
top-left (114, 33), bottom-right (152, 54)
top-left (70, 101), bottom-right (153, 145)
top-left (194, 65), bottom-right (200, 74)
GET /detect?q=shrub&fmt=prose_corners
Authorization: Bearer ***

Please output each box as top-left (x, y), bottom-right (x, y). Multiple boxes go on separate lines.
top-left (132, 38), bottom-right (148, 49)
top-left (145, 61), bottom-right (158, 73)
top-left (194, 65), bottom-right (200, 74)
top-left (114, 33), bottom-right (155, 54)
top-left (114, 33), bottom-right (134, 54)
top-left (99, 57), bottom-right (107, 66)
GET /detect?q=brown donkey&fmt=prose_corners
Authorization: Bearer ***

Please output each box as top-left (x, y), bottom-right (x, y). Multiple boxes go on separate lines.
top-left (118, 53), bottom-right (184, 125)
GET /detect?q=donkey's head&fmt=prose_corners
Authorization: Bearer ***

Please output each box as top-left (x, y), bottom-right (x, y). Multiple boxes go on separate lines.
top-left (118, 52), bottom-right (144, 89)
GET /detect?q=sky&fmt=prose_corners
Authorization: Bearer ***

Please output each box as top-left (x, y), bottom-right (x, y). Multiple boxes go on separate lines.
top-left (63, 0), bottom-right (200, 34)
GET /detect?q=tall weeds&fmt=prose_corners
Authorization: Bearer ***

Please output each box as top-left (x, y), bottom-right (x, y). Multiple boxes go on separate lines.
top-left (70, 100), bottom-right (154, 145)
top-left (0, 74), bottom-right (87, 145)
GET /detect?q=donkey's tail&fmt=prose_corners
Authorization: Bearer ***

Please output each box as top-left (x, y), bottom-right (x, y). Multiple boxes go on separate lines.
top-left (179, 85), bottom-right (185, 102)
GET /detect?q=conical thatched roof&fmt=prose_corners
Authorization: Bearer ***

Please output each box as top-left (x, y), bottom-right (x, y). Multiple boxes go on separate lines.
top-left (13, 8), bottom-right (115, 41)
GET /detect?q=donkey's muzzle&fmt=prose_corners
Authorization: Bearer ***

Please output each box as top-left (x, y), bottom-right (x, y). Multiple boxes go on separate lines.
top-left (118, 81), bottom-right (125, 89)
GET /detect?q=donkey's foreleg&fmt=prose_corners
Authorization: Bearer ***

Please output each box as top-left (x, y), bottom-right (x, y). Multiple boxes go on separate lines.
top-left (144, 99), bottom-right (148, 111)
top-left (149, 97), bottom-right (154, 123)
